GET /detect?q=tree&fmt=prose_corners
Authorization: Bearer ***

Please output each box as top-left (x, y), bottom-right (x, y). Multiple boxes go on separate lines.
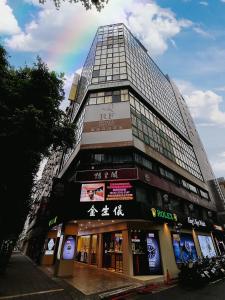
top-left (39, 0), bottom-right (109, 11)
top-left (0, 45), bottom-right (75, 255)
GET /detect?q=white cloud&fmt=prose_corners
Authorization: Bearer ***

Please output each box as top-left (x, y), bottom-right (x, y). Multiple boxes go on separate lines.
top-left (0, 0), bottom-right (21, 35)
top-left (199, 1), bottom-right (208, 5)
top-left (185, 90), bottom-right (225, 126)
top-left (126, 2), bottom-right (192, 56)
top-left (176, 80), bottom-right (225, 126)
top-left (211, 160), bottom-right (225, 174)
top-left (219, 152), bottom-right (225, 158)
top-left (193, 27), bottom-right (212, 38)
top-left (221, 0), bottom-right (225, 3)
top-left (6, 0), bottom-right (192, 59)
top-left (214, 86), bottom-right (225, 92)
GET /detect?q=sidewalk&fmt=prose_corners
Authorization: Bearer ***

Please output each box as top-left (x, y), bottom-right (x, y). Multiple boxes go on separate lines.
top-left (0, 253), bottom-right (91, 299)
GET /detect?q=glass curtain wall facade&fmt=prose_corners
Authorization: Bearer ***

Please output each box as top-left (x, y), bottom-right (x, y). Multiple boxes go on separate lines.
top-left (63, 23), bottom-right (202, 183)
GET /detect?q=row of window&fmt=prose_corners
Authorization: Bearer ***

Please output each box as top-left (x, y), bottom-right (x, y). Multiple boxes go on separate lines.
top-left (130, 94), bottom-right (203, 180)
top-left (84, 87), bottom-right (202, 180)
top-left (134, 153), bottom-right (209, 200)
top-left (123, 26), bottom-right (188, 137)
top-left (87, 89), bottom-right (129, 105)
top-left (77, 151), bottom-right (209, 201)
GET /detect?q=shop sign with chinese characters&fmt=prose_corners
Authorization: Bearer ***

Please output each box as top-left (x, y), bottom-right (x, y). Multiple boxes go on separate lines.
top-left (151, 208), bottom-right (178, 222)
top-left (76, 168), bottom-right (138, 182)
top-left (77, 201), bottom-right (140, 219)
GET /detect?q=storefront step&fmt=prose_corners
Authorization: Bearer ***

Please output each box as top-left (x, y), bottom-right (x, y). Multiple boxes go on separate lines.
top-left (131, 275), bottom-right (165, 285)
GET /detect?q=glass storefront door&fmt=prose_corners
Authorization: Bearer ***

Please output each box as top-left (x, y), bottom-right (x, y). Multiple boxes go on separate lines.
top-left (103, 232), bottom-right (123, 272)
top-left (76, 235), bottom-right (90, 263)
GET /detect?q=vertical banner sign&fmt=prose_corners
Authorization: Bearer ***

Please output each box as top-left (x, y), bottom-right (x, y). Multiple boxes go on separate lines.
top-left (198, 235), bottom-right (217, 258)
top-left (45, 238), bottom-right (55, 255)
top-left (146, 233), bottom-right (162, 275)
top-left (62, 236), bottom-right (76, 260)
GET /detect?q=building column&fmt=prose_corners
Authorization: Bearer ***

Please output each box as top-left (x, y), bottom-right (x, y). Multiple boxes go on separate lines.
top-left (97, 233), bottom-right (103, 268)
top-left (54, 223), bottom-right (77, 277)
top-left (122, 229), bottom-right (133, 276)
top-left (87, 235), bottom-right (92, 264)
top-left (159, 224), bottom-right (179, 279)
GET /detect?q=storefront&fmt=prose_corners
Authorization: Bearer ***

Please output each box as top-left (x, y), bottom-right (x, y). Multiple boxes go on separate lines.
top-left (41, 168), bottom-right (220, 280)
top-left (212, 224), bottom-right (225, 255)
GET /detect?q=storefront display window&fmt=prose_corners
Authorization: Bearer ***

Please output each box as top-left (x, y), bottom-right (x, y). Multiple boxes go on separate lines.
top-left (44, 238), bottom-right (55, 255)
top-left (198, 235), bottom-right (217, 258)
top-left (131, 231), bottom-right (162, 275)
top-left (172, 233), bottom-right (198, 264)
top-left (103, 232), bottom-right (123, 272)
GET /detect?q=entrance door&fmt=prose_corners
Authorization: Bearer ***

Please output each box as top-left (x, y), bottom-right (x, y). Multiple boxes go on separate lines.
top-left (103, 232), bottom-right (123, 272)
top-left (76, 235), bottom-right (90, 263)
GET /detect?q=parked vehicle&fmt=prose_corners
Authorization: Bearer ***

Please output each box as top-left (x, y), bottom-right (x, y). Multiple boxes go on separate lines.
top-left (178, 255), bottom-right (225, 288)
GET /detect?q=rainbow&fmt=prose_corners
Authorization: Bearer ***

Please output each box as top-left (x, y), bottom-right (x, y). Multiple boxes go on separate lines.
top-left (46, 14), bottom-right (98, 72)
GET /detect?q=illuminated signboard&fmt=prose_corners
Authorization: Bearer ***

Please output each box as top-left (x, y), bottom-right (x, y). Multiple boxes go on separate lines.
top-left (45, 238), bottom-right (55, 255)
top-left (106, 182), bottom-right (134, 201)
top-left (49, 216), bottom-right (58, 227)
top-left (62, 236), bottom-right (76, 260)
top-left (172, 233), bottom-right (198, 264)
top-left (76, 168), bottom-right (138, 182)
top-left (146, 233), bottom-right (162, 275)
top-left (187, 217), bottom-right (206, 227)
top-left (198, 235), bottom-right (217, 258)
top-left (213, 224), bottom-right (223, 231)
top-left (87, 203), bottom-right (125, 217)
top-left (151, 208), bottom-right (177, 222)
top-left (80, 183), bottom-right (105, 202)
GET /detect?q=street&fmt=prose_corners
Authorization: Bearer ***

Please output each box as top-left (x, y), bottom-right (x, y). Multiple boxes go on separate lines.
top-left (0, 253), bottom-right (91, 299)
top-left (114, 280), bottom-right (225, 300)
top-left (1, 253), bottom-right (225, 300)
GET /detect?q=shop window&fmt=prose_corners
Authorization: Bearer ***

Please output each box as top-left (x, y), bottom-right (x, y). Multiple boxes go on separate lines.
top-left (131, 231), bottom-right (162, 275)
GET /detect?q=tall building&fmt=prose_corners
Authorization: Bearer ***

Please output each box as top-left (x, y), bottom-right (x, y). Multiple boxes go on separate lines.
top-left (28, 24), bottom-right (225, 279)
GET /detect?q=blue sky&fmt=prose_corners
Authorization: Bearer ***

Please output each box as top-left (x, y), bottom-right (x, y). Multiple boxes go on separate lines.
top-left (0, 0), bottom-right (225, 178)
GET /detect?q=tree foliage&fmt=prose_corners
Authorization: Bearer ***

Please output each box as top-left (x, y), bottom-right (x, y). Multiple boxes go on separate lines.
top-left (0, 45), bottom-right (75, 241)
top-left (39, 0), bottom-right (109, 11)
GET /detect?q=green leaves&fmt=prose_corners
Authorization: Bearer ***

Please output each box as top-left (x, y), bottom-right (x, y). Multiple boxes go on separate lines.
top-left (0, 44), bottom-right (75, 239)
top-left (39, 0), bottom-right (109, 12)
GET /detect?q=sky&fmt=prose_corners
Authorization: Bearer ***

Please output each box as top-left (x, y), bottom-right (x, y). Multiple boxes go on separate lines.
top-left (0, 0), bottom-right (225, 179)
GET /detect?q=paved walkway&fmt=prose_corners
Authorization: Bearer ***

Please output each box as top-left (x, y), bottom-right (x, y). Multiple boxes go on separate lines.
top-left (0, 253), bottom-right (89, 299)
top-left (65, 262), bottom-right (141, 295)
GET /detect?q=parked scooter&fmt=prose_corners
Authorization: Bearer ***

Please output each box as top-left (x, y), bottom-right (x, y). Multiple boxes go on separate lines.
top-left (178, 255), bottom-right (225, 288)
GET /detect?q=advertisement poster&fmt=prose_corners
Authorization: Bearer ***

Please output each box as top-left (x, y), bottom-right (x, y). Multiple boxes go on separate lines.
top-left (172, 233), bottom-right (198, 263)
top-left (106, 182), bottom-right (134, 201)
top-left (62, 236), bottom-right (76, 260)
top-left (198, 235), bottom-right (217, 258)
top-left (80, 183), bottom-right (105, 202)
top-left (146, 233), bottom-right (162, 274)
top-left (45, 238), bottom-right (55, 255)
